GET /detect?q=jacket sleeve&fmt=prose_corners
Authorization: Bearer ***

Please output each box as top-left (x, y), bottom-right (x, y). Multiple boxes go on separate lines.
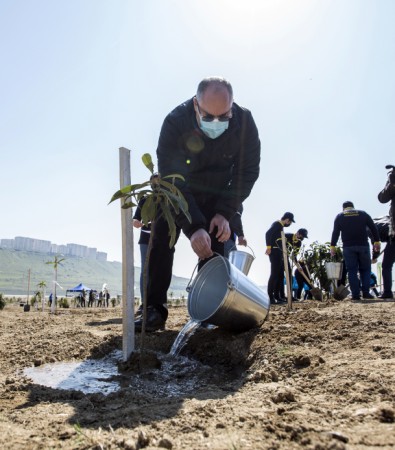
top-left (378, 178), bottom-right (395, 204)
top-left (229, 210), bottom-right (244, 237)
top-left (132, 197), bottom-right (145, 221)
top-left (215, 110), bottom-right (261, 220)
top-left (366, 214), bottom-right (380, 243)
top-left (330, 216), bottom-right (341, 246)
top-left (266, 222), bottom-right (280, 247)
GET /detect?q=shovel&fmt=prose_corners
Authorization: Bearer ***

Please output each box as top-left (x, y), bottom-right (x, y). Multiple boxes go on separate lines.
top-left (295, 261), bottom-right (323, 301)
top-left (333, 284), bottom-right (350, 300)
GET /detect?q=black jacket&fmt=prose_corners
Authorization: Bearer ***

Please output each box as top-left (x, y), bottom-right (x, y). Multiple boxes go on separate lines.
top-left (133, 198), bottom-right (151, 245)
top-left (378, 175), bottom-right (395, 237)
top-left (285, 233), bottom-right (303, 261)
top-left (157, 98), bottom-right (260, 238)
top-left (229, 205), bottom-right (244, 239)
top-left (266, 221), bottom-right (284, 249)
top-left (331, 208), bottom-right (380, 248)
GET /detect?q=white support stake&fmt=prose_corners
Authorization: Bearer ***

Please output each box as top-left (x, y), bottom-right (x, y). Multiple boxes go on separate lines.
top-left (281, 231), bottom-right (292, 311)
top-left (119, 147), bottom-right (135, 361)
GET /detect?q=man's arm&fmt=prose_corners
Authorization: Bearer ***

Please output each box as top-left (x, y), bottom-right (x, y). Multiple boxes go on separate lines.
top-left (215, 109), bottom-right (261, 220)
top-left (366, 214), bottom-right (381, 252)
top-left (330, 216), bottom-right (341, 255)
top-left (378, 177), bottom-right (395, 204)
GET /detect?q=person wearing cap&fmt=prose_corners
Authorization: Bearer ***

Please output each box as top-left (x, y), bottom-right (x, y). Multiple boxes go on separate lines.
top-left (283, 228), bottom-right (309, 301)
top-left (265, 212), bottom-right (295, 304)
top-left (376, 166), bottom-right (395, 298)
top-left (330, 201), bottom-right (380, 300)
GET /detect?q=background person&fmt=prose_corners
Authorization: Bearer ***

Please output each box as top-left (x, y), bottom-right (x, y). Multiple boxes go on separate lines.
top-left (265, 212), bottom-right (295, 304)
top-left (377, 164), bottom-right (395, 298)
top-left (281, 228), bottom-right (309, 301)
top-left (136, 76), bottom-right (261, 332)
top-left (330, 201), bottom-right (380, 300)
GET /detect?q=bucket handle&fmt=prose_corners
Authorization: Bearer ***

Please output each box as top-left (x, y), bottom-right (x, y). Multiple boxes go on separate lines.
top-left (186, 252), bottom-right (232, 292)
top-left (229, 244), bottom-right (256, 259)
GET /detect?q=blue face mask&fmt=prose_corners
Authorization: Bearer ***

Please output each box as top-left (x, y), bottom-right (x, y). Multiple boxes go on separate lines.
top-left (199, 119), bottom-right (229, 139)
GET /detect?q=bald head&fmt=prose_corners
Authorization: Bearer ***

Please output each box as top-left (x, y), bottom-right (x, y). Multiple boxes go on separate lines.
top-left (194, 77), bottom-right (233, 119)
top-left (196, 76), bottom-right (233, 102)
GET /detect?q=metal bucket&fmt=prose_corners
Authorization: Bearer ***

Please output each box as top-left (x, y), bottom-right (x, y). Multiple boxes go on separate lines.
top-left (187, 256), bottom-right (270, 332)
top-left (228, 246), bottom-right (255, 275)
top-left (325, 262), bottom-right (343, 280)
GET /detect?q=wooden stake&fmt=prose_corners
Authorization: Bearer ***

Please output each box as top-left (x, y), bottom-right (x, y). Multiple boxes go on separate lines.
top-left (281, 231), bottom-right (292, 311)
top-left (119, 147), bottom-right (135, 361)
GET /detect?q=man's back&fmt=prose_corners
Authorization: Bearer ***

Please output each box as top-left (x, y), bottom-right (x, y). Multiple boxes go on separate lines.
top-left (332, 209), bottom-right (376, 247)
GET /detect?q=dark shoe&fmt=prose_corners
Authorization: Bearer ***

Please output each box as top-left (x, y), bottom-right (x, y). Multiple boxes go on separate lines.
top-left (275, 297), bottom-right (287, 304)
top-left (379, 292), bottom-right (394, 299)
top-left (351, 295), bottom-right (361, 300)
top-left (135, 305), bottom-right (143, 319)
top-left (362, 293), bottom-right (375, 300)
top-left (134, 306), bottom-right (166, 332)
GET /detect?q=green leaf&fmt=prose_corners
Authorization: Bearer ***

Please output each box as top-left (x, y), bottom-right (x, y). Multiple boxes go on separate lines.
top-left (161, 205), bottom-right (177, 248)
top-left (161, 190), bottom-right (191, 223)
top-left (109, 182), bottom-right (152, 204)
top-left (141, 196), bottom-right (157, 226)
top-left (162, 174), bottom-right (185, 182)
top-left (121, 201), bottom-right (136, 209)
top-left (142, 153), bottom-right (154, 173)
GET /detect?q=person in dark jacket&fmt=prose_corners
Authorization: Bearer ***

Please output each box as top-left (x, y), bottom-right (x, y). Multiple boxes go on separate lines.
top-left (330, 201), bottom-right (380, 300)
top-left (284, 228), bottom-right (309, 300)
top-left (265, 212), bottom-right (295, 304)
top-left (377, 165), bottom-right (395, 298)
top-left (135, 76), bottom-right (261, 331)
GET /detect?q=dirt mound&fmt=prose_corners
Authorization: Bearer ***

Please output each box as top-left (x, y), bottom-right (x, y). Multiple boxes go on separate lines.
top-left (1, 300), bottom-right (394, 449)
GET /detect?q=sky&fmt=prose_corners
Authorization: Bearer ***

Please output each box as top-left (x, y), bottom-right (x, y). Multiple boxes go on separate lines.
top-left (1, 0), bottom-right (394, 291)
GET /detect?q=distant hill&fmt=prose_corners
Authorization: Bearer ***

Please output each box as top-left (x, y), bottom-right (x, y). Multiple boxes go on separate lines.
top-left (0, 249), bottom-right (190, 297)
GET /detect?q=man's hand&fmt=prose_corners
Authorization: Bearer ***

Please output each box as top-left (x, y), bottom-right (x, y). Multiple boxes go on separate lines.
top-left (209, 214), bottom-right (230, 243)
top-left (265, 247), bottom-right (271, 255)
top-left (133, 219), bottom-right (143, 228)
top-left (190, 229), bottom-right (213, 259)
top-left (238, 236), bottom-right (247, 246)
top-left (373, 242), bottom-right (381, 253)
top-left (330, 246), bottom-right (336, 257)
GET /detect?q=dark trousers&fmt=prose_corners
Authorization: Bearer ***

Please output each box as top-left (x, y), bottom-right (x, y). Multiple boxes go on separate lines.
top-left (146, 214), bottom-right (224, 319)
top-left (343, 246), bottom-right (371, 297)
top-left (267, 248), bottom-right (284, 300)
top-left (382, 241), bottom-right (395, 295)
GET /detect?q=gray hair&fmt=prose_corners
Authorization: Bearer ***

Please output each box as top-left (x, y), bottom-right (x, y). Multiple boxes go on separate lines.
top-left (196, 76), bottom-right (233, 102)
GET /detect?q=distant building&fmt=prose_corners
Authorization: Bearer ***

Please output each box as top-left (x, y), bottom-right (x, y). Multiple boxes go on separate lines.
top-left (0, 239), bottom-right (14, 249)
top-left (15, 236), bottom-right (51, 253)
top-left (0, 236), bottom-right (108, 262)
top-left (87, 247), bottom-right (97, 259)
top-left (96, 251), bottom-right (107, 262)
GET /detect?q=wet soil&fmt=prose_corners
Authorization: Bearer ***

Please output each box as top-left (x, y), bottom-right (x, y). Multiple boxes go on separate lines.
top-left (1, 299), bottom-right (395, 449)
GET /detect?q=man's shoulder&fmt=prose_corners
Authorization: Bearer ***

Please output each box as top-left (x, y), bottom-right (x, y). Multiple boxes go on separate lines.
top-left (167, 98), bottom-right (194, 120)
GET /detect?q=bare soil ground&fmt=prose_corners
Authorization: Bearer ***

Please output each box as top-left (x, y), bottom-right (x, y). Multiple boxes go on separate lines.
top-left (1, 299), bottom-right (395, 450)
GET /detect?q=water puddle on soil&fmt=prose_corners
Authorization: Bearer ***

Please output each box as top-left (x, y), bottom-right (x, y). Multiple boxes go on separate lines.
top-left (24, 350), bottom-right (122, 395)
top-left (23, 349), bottom-right (213, 398)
